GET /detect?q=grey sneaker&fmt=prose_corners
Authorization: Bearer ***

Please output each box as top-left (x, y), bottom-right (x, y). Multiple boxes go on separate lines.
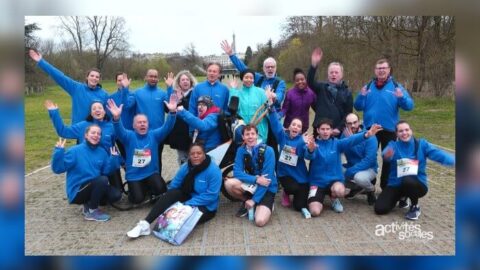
top-left (331, 198), bottom-right (344, 213)
top-left (405, 205), bottom-right (421, 220)
top-left (127, 220), bottom-right (151, 238)
top-left (84, 208), bottom-right (110, 222)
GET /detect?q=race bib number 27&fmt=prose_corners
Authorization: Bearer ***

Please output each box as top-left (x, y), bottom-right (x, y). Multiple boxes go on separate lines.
top-left (397, 158), bottom-right (419, 178)
top-left (133, 148), bottom-right (152, 168)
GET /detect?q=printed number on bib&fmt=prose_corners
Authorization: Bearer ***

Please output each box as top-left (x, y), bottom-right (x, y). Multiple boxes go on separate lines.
top-left (396, 158), bottom-right (419, 178)
top-left (279, 145), bottom-right (298, 166)
top-left (308, 186), bottom-right (318, 199)
top-left (133, 148), bottom-right (152, 168)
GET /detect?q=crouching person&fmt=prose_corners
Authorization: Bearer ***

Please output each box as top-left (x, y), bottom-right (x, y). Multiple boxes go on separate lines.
top-left (127, 142), bottom-right (222, 238)
top-left (51, 125), bottom-right (121, 222)
top-left (224, 124), bottom-right (278, 227)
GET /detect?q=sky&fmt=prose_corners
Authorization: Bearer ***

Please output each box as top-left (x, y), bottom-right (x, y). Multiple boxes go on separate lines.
top-left (25, 16), bottom-right (287, 56)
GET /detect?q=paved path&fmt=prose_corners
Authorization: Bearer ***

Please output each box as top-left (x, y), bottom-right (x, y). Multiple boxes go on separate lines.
top-left (25, 146), bottom-right (455, 255)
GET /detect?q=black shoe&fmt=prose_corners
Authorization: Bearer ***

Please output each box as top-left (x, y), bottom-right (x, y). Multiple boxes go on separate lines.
top-left (346, 186), bottom-right (363, 199)
top-left (367, 191), bottom-right (377, 205)
top-left (235, 203), bottom-right (248, 217)
top-left (398, 197), bottom-right (410, 209)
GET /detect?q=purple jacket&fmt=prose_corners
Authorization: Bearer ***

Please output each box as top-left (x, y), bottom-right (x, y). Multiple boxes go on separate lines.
top-left (280, 86), bottom-right (316, 132)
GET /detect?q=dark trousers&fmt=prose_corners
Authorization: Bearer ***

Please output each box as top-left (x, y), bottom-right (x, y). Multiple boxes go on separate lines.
top-left (145, 189), bottom-right (216, 224)
top-left (375, 130), bottom-right (397, 188)
top-left (127, 173), bottom-right (167, 204)
top-left (279, 176), bottom-right (309, 211)
top-left (158, 143), bottom-right (164, 175)
top-left (374, 176), bottom-right (428, 215)
top-left (72, 176), bottom-right (121, 209)
top-left (267, 122), bottom-right (279, 161)
top-left (108, 169), bottom-right (124, 191)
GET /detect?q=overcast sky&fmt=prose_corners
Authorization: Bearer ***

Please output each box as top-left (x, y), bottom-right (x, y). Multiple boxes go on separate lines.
top-left (25, 16), bottom-right (287, 56)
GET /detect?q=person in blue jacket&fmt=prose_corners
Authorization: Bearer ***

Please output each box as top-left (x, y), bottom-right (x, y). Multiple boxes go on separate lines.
top-left (305, 119), bottom-right (382, 217)
top-left (188, 63), bottom-right (229, 116)
top-left (375, 120), bottom-right (455, 220)
top-left (342, 113), bottom-right (378, 205)
top-left (106, 96), bottom-right (177, 204)
top-left (267, 100), bottom-right (312, 211)
top-left (177, 95), bottom-right (221, 152)
top-left (224, 124), bottom-right (278, 227)
top-left (354, 58), bottom-right (414, 191)
top-left (51, 125), bottom-right (121, 222)
top-left (28, 49), bottom-right (108, 124)
top-left (126, 142), bottom-right (222, 238)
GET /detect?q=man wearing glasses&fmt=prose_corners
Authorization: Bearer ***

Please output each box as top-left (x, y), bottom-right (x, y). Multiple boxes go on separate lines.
top-left (354, 58), bottom-right (414, 192)
top-left (342, 113), bottom-right (378, 205)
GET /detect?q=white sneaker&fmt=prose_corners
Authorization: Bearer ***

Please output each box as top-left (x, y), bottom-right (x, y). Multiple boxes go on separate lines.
top-left (127, 220), bottom-right (151, 238)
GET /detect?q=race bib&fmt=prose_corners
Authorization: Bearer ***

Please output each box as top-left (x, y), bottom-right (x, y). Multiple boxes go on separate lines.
top-left (397, 158), bottom-right (419, 178)
top-left (279, 145), bottom-right (298, 166)
top-left (132, 148), bottom-right (152, 167)
top-left (308, 186), bottom-right (318, 199)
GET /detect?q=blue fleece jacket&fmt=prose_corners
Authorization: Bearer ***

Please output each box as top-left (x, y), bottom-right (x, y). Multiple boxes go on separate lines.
top-left (48, 108), bottom-right (115, 152)
top-left (169, 161), bottom-right (222, 212)
top-left (114, 113), bottom-right (176, 181)
top-left (51, 142), bottom-right (120, 203)
top-left (233, 144), bottom-right (278, 203)
top-left (37, 59), bottom-right (109, 124)
top-left (188, 81), bottom-right (230, 116)
top-left (382, 137), bottom-right (455, 189)
top-left (127, 84), bottom-right (167, 129)
top-left (341, 130), bottom-right (378, 178)
top-left (305, 132), bottom-right (369, 187)
top-left (354, 77), bottom-right (414, 132)
top-left (229, 54), bottom-right (286, 110)
top-left (109, 87), bottom-right (135, 130)
top-left (177, 109), bottom-right (221, 152)
top-left (268, 110), bottom-right (308, 183)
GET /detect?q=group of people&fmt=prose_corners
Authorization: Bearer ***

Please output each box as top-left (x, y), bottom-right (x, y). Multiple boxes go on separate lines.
top-left (30, 39), bottom-right (454, 241)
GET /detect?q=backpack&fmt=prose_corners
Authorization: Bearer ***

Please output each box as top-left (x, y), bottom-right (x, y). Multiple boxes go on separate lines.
top-left (243, 144), bottom-right (267, 174)
top-left (217, 111), bottom-right (232, 143)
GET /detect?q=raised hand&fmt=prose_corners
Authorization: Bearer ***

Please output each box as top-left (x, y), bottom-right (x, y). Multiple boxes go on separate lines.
top-left (342, 126), bottom-right (353, 138)
top-left (164, 72), bottom-right (174, 87)
top-left (365, 124), bottom-right (383, 138)
top-left (55, 137), bottom-right (67, 148)
top-left (106, 99), bottom-right (123, 120)
top-left (110, 146), bottom-right (119, 156)
top-left (332, 128), bottom-right (341, 137)
top-left (220, 40), bottom-right (233, 56)
top-left (120, 74), bottom-right (131, 89)
top-left (29, 49), bottom-right (42, 62)
top-left (306, 135), bottom-right (317, 152)
top-left (44, 100), bottom-right (58, 110)
top-left (164, 94), bottom-right (178, 112)
top-left (394, 87), bottom-right (404, 98)
top-left (360, 85), bottom-right (370, 96)
top-left (229, 77), bottom-right (239, 89)
top-left (311, 47), bottom-right (323, 67)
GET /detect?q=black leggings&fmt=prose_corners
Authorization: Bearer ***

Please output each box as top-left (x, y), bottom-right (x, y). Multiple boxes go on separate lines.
top-left (374, 176), bottom-right (428, 215)
top-left (375, 130), bottom-right (397, 189)
top-left (279, 176), bottom-right (309, 211)
top-left (145, 189), bottom-right (216, 224)
top-left (108, 169), bottom-right (124, 191)
top-left (127, 173), bottom-right (167, 204)
top-left (72, 176), bottom-right (121, 209)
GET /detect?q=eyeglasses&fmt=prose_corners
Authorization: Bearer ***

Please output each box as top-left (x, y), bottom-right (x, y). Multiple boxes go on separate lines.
top-left (346, 121), bottom-right (358, 126)
top-left (375, 66), bottom-right (390, 70)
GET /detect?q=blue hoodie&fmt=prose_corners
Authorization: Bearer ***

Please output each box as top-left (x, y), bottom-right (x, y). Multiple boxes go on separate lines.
top-left (37, 59), bottom-right (109, 124)
top-left (177, 109), bottom-right (221, 152)
top-left (188, 81), bottom-right (230, 116)
top-left (268, 110), bottom-right (308, 183)
top-left (354, 76), bottom-right (414, 132)
top-left (305, 132), bottom-right (369, 187)
top-left (51, 142), bottom-right (120, 203)
top-left (109, 87), bottom-right (135, 130)
top-left (114, 113), bottom-right (175, 181)
top-left (382, 137), bottom-right (454, 189)
top-left (127, 84), bottom-right (167, 129)
top-left (341, 129), bottom-right (378, 178)
top-left (169, 161), bottom-right (222, 212)
top-left (229, 54), bottom-right (286, 110)
top-left (233, 144), bottom-right (278, 203)
top-left (48, 108), bottom-right (115, 152)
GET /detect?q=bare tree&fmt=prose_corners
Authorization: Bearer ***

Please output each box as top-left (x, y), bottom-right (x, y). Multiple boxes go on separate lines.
top-left (59, 16), bottom-right (88, 56)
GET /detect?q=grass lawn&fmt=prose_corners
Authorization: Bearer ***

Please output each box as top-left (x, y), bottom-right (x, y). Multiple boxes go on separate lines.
top-left (25, 80), bottom-right (455, 173)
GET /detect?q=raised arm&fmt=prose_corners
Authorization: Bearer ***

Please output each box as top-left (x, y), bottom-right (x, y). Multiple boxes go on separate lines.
top-left (45, 100), bottom-right (83, 139)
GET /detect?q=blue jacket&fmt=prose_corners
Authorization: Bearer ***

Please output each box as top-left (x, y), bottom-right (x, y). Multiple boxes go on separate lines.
top-left (48, 108), bottom-right (115, 152)
top-left (354, 77), bottom-right (414, 132)
top-left (177, 109), bottom-right (221, 152)
top-left (383, 138), bottom-right (455, 189)
top-left (51, 142), bottom-right (120, 203)
top-left (109, 87), bottom-right (135, 130)
top-left (305, 132), bottom-right (368, 187)
top-left (169, 161), bottom-right (222, 212)
top-left (188, 81), bottom-right (230, 116)
top-left (341, 130), bottom-right (378, 178)
top-left (268, 110), bottom-right (308, 183)
top-left (233, 144), bottom-right (278, 203)
top-left (229, 54), bottom-right (286, 110)
top-left (127, 84), bottom-right (167, 129)
top-left (114, 113), bottom-right (176, 181)
top-left (37, 59), bottom-right (109, 124)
